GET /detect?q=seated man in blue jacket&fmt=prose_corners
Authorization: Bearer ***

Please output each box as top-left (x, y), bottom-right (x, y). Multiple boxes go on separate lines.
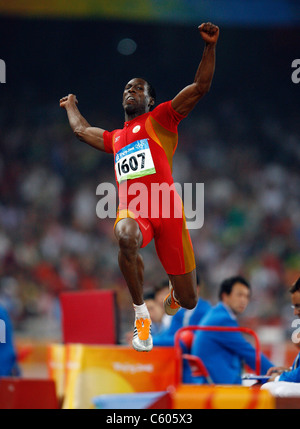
top-left (265, 277), bottom-right (300, 383)
top-left (0, 304), bottom-right (20, 377)
top-left (189, 275), bottom-right (274, 384)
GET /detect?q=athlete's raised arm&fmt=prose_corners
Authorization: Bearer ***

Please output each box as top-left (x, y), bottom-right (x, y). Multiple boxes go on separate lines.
top-left (171, 22), bottom-right (219, 117)
top-left (60, 94), bottom-right (106, 152)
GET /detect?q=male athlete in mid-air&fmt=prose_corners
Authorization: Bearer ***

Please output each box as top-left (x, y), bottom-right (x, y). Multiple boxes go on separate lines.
top-left (60, 22), bottom-right (219, 352)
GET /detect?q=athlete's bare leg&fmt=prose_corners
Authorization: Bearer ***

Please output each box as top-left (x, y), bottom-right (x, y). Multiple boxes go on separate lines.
top-left (115, 216), bottom-right (197, 312)
top-left (168, 269), bottom-right (198, 309)
top-left (114, 218), bottom-right (144, 306)
top-left (115, 217), bottom-right (153, 351)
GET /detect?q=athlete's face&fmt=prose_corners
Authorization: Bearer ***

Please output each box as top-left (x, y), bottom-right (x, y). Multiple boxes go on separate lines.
top-left (122, 78), bottom-right (154, 116)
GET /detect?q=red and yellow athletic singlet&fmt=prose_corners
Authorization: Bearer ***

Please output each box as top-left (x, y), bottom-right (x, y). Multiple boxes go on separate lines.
top-left (103, 101), bottom-right (195, 275)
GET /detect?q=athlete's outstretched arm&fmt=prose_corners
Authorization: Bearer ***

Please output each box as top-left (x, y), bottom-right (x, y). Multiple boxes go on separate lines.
top-left (171, 22), bottom-right (219, 117)
top-left (60, 94), bottom-right (106, 152)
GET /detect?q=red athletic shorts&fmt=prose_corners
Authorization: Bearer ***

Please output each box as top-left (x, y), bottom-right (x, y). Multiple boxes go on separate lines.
top-left (114, 201), bottom-right (196, 276)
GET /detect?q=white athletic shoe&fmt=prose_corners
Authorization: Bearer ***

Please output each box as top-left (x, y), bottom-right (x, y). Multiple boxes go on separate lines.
top-left (132, 317), bottom-right (153, 352)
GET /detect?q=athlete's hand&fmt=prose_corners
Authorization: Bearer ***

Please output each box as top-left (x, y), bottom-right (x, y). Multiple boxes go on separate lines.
top-left (59, 93), bottom-right (78, 109)
top-left (198, 22), bottom-right (219, 45)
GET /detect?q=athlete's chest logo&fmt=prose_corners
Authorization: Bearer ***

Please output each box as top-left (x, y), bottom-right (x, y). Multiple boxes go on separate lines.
top-left (132, 125), bottom-right (141, 134)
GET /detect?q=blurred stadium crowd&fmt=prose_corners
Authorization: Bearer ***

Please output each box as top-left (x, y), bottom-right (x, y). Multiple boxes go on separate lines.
top-left (0, 85), bottom-right (299, 342)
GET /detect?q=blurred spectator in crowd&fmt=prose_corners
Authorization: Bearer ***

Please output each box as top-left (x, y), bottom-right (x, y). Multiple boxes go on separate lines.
top-left (189, 276), bottom-right (274, 384)
top-left (0, 303), bottom-right (21, 377)
top-left (264, 277), bottom-right (300, 386)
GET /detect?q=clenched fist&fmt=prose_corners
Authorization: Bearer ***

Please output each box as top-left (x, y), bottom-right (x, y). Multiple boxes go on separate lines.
top-left (59, 94), bottom-right (78, 109)
top-left (198, 22), bottom-right (219, 45)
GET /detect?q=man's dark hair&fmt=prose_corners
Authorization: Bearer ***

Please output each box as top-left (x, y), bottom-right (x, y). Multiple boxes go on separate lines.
top-left (218, 275), bottom-right (251, 301)
top-left (289, 277), bottom-right (300, 294)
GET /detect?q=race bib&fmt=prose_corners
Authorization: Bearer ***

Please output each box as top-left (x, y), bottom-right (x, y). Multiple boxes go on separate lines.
top-left (115, 139), bottom-right (156, 183)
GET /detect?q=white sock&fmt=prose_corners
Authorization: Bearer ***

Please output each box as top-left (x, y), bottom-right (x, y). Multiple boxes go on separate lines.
top-left (133, 303), bottom-right (150, 320)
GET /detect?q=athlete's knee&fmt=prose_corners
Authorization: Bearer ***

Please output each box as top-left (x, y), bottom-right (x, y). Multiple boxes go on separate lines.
top-left (180, 294), bottom-right (197, 310)
top-left (116, 219), bottom-right (142, 254)
top-left (118, 230), bottom-right (141, 254)
top-left (170, 272), bottom-right (197, 310)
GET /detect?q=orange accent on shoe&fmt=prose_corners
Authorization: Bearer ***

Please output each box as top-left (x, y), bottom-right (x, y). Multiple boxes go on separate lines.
top-left (135, 318), bottom-right (151, 341)
top-left (167, 289), bottom-right (180, 309)
top-left (170, 295), bottom-right (180, 309)
top-left (164, 287), bottom-right (181, 316)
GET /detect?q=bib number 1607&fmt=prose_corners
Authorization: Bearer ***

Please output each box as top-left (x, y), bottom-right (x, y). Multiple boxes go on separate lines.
top-left (117, 152), bottom-right (145, 176)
